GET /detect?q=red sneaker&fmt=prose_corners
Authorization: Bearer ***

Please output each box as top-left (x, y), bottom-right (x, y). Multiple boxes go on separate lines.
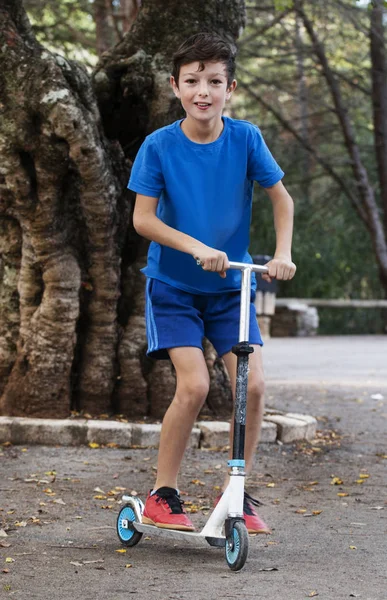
top-left (243, 492), bottom-right (271, 534)
top-left (142, 487), bottom-right (195, 531)
top-left (214, 492), bottom-right (271, 534)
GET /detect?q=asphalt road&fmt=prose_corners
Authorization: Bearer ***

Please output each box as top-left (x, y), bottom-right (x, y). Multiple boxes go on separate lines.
top-left (1, 336), bottom-right (386, 600)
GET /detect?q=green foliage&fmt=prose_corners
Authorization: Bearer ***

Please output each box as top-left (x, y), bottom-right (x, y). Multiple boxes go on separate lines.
top-left (24, 0), bottom-right (97, 66)
top-left (234, 0), bottom-right (385, 332)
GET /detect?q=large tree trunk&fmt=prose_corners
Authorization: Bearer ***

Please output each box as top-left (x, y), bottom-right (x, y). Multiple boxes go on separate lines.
top-left (93, 0), bottom-right (246, 418)
top-left (0, 0), bottom-right (245, 419)
top-left (0, 0), bottom-right (128, 417)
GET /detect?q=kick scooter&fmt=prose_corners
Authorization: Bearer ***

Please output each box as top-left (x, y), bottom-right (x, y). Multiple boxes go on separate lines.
top-left (116, 261), bottom-right (269, 571)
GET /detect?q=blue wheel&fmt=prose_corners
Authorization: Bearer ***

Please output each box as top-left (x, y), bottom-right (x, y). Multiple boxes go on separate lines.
top-left (225, 521), bottom-right (249, 571)
top-left (117, 504), bottom-right (143, 547)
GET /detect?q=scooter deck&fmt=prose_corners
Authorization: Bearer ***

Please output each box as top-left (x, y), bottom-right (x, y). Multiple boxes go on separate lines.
top-left (132, 521), bottom-right (225, 547)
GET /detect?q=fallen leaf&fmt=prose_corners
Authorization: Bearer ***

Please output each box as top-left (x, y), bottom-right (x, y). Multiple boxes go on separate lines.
top-left (125, 563), bottom-right (133, 568)
top-left (15, 521), bottom-right (27, 527)
top-left (266, 483), bottom-right (276, 488)
top-left (308, 591), bottom-right (318, 597)
top-left (2, 569), bottom-right (10, 574)
top-left (349, 546), bottom-right (357, 550)
top-left (295, 509), bottom-right (307, 514)
top-left (312, 510), bottom-right (322, 516)
top-left (53, 499), bottom-right (66, 505)
top-left (358, 474), bottom-right (369, 479)
top-left (94, 487), bottom-right (106, 494)
top-left (88, 443), bottom-right (100, 449)
top-left (0, 541), bottom-right (11, 548)
top-left (337, 493), bottom-right (349, 497)
top-left (191, 479), bottom-right (205, 486)
top-left (355, 479), bottom-right (364, 484)
top-left (0, 529), bottom-right (8, 537)
top-left (330, 477), bottom-right (343, 485)
top-left (115, 549), bottom-right (127, 553)
top-left (5, 558), bottom-right (15, 563)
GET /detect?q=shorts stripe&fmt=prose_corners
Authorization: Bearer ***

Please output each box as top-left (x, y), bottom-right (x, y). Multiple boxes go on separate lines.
top-left (146, 279), bottom-right (158, 353)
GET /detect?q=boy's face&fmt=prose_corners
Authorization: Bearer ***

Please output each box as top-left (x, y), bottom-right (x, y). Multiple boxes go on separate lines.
top-left (170, 61), bottom-right (236, 124)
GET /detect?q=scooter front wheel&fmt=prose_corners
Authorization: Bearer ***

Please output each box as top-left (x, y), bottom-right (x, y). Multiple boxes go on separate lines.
top-left (225, 521), bottom-right (249, 571)
top-left (117, 504), bottom-right (143, 547)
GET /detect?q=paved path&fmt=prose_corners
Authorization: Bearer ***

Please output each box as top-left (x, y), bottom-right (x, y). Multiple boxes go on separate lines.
top-left (263, 335), bottom-right (387, 387)
top-left (1, 335), bottom-right (386, 600)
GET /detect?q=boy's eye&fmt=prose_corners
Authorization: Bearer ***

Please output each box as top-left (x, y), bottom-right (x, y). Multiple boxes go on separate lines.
top-left (211, 79), bottom-right (222, 84)
top-left (185, 79), bottom-right (196, 84)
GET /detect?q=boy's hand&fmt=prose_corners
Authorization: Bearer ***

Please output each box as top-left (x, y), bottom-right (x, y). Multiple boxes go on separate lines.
top-left (194, 246), bottom-right (230, 278)
top-left (262, 256), bottom-right (296, 283)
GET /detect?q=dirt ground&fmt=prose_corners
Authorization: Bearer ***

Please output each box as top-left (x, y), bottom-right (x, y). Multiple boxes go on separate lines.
top-left (1, 337), bottom-right (386, 600)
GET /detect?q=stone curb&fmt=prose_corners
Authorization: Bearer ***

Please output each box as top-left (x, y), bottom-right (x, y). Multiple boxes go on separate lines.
top-left (0, 412), bottom-right (317, 449)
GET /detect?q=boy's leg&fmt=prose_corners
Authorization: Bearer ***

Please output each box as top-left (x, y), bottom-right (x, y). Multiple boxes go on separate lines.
top-left (222, 344), bottom-right (265, 479)
top-left (153, 346), bottom-right (210, 491)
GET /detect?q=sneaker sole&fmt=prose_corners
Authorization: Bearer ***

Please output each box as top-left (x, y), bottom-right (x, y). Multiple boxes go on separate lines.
top-left (248, 528), bottom-right (271, 534)
top-left (142, 516), bottom-right (195, 532)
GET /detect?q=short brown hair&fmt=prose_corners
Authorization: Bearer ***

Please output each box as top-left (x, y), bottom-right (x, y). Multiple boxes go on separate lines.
top-left (172, 32), bottom-right (237, 87)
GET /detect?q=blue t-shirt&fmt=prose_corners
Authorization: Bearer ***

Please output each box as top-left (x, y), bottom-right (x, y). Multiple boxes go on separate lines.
top-left (128, 116), bottom-right (284, 294)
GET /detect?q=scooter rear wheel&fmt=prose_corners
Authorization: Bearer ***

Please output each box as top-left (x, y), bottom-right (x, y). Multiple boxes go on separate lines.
top-left (225, 521), bottom-right (249, 571)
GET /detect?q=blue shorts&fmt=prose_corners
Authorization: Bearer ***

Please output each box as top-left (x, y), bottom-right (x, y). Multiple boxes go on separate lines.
top-left (145, 278), bottom-right (263, 360)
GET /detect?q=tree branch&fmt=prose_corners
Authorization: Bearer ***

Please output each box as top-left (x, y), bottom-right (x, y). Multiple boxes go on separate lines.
top-left (294, 0), bottom-right (387, 281)
top-left (237, 80), bottom-right (369, 224)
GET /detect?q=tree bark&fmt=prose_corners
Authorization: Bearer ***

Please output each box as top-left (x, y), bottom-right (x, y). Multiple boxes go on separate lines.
top-left (94, 0), bottom-right (116, 56)
top-left (0, 0), bottom-right (128, 417)
top-left (0, 0), bottom-right (245, 419)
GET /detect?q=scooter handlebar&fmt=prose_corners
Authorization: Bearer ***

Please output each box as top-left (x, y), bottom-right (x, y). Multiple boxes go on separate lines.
top-left (228, 261), bottom-right (269, 274)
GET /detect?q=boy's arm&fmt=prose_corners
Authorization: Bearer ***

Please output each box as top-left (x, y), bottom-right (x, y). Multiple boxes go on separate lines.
top-left (263, 180), bottom-right (297, 283)
top-left (133, 194), bottom-right (230, 277)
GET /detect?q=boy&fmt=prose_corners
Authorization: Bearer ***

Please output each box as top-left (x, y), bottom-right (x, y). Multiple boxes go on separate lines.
top-left (128, 32), bottom-right (296, 533)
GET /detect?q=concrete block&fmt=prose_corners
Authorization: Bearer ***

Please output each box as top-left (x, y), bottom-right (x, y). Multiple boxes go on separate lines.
top-left (131, 423), bottom-right (162, 448)
top-left (264, 414), bottom-right (308, 443)
top-left (86, 420), bottom-right (132, 447)
top-left (196, 421), bottom-right (230, 449)
top-left (260, 420), bottom-right (277, 443)
top-left (130, 423), bottom-right (200, 449)
top-left (286, 413), bottom-right (317, 440)
top-left (0, 417), bottom-right (13, 443)
top-left (10, 418), bottom-right (88, 446)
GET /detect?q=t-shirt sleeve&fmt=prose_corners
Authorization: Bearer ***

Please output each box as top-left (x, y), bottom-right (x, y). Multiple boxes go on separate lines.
top-left (127, 136), bottom-right (165, 197)
top-left (247, 125), bottom-right (284, 188)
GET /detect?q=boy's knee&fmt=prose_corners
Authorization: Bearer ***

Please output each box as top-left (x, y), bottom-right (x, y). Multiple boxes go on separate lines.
top-left (175, 376), bottom-right (210, 411)
top-left (248, 376), bottom-right (265, 404)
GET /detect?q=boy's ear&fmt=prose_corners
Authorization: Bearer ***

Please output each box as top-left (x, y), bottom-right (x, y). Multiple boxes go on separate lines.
top-left (170, 75), bottom-right (181, 99)
top-left (226, 79), bottom-right (237, 100)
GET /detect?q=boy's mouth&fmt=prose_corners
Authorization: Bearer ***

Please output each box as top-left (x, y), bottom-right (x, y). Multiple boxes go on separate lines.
top-left (194, 102), bottom-right (211, 109)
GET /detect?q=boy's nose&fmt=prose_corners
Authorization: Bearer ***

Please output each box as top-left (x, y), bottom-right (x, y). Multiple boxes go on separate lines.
top-left (198, 85), bottom-right (209, 97)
